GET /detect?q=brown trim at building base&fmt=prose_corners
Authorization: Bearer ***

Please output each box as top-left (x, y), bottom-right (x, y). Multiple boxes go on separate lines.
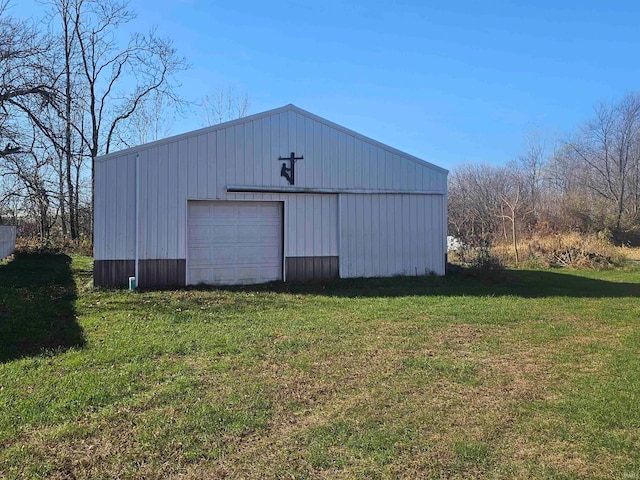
top-left (139, 259), bottom-right (186, 288)
top-left (94, 260), bottom-right (134, 287)
top-left (96, 257), bottom-right (338, 287)
top-left (285, 256), bottom-right (339, 282)
top-left (94, 259), bottom-right (186, 288)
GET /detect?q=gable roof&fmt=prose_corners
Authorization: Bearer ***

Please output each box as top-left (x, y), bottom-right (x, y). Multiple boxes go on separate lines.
top-left (97, 104), bottom-right (447, 175)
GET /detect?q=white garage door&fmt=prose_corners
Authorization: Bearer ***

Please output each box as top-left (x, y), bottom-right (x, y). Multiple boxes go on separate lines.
top-left (187, 201), bottom-right (283, 285)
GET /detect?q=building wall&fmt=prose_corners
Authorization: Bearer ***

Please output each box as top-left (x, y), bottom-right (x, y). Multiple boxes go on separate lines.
top-left (339, 194), bottom-right (445, 277)
top-left (94, 106), bottom-right (447, 286)
top-left (0, 225), bottom-right (17, 259)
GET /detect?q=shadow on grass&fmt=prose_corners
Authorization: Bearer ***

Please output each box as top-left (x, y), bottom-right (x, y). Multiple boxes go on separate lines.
top-left (183, 268), bottom-right (640, 299)
top-left (0, 254), bottom-right (85, 362)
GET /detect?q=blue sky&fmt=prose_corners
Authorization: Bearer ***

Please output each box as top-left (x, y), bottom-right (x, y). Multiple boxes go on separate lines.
top-left (12, 0), bottom-right (640, 171)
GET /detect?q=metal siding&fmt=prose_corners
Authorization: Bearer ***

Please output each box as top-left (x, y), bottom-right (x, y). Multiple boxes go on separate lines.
top-left (302, 116), bottom-right (314, 186)
top-left (345, 134), bottom-right (354, 189)
top-left (312, 120), bottom-right (322, 188)
top-left (339, 194), bottom-right (445, 278)
top-left (262, 116), bottom-right (273, 185)
top-left (0, 226), bottom-right (16, 259)
top-left (158, 143), bottom-right (169, 259)
top-left (285, 256), bottom-right (338, 281)
top-left (287, 111), bottom-right (296, 155)
top-left (296, 194), bottom-right (306, 257)
top-left (402, 195), bottom-right (411, 272)
top-left (94, 260), bottom-right (135, 287)
top-left (386, 150), bottom-right (396, 189)
top-left (378, 195), bottom-right (388, 275)
top-left (354, 139), bottom-right (363, 189)
top-left (418, 195), bottom-right (428, 271)
top-left (243, 122), bottom-right (253, 185)
top-left (185, 135), bottom-right (196, 198)
top-left (337, 130), bottom-right (346, 188)
top-left (280, 112), bottom-right (289, 160)
top-left (106, 156), bottom-right (118, 258)
top-left (94, 153), bottom-right (136, 261)
top-left (167, 141), bottom-right (179, 258)
top-left (215, 129), bottom-right (225, 198)
top-left (307, 195), bottom-right (317, 254)
top-left (288, 194), bottom-right (298, 257)
top-left (137, 151), bottom-right (148, 260)
top-left (115, 156), bottom-right (126, 255)
top-left (98, 106), bottom-right (446, 196)
top-left (232, 124), bottom-right (242, 185)
top-left (177, 139), bottom-right (188, 258)
top-left (127, 154), bottom-right (137, 259)
top-left (373, 146), bottom-right (382, 190)
top-left (94, 160), bottom-right (106, 259)
top-left (205, 131), bottom-right (216, 198)
top-left (145, 148), bottom-right (157, 259)
top-left (97, 106), bottom-right (446, 278)
top-left (196, 133), bottom-right (207, 198)
top-left (140, 259), bottom-right (186, 288)
top-left (253, 120), bottom-right (263, 188)
top-left (370, 195), bottom-right (380, 276)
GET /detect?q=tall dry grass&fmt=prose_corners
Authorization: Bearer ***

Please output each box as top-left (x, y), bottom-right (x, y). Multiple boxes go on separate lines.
top-left (14, 236), bottom-right (93, 256)
top-left (492, 232), bottom-right (630, 269)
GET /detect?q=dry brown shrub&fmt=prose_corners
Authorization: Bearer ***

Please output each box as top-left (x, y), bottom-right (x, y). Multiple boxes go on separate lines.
top-left (494, 232), bottom-right (627, 269)
top-left (14, 235), bottom-right (93, 256)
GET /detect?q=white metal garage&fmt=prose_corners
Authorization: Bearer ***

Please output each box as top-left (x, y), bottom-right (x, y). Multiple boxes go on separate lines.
top-left (187, 201), bottom-right (283, 285)
top-left (94, 104), bottom-right (448, 288)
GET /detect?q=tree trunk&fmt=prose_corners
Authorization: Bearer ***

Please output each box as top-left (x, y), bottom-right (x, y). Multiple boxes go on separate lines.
top-left (512, 216), bottom-right (519, 264)
top-left (64, 1), bottom-right (77, 241)
top-left (58, 154), bottom-right (67, 237)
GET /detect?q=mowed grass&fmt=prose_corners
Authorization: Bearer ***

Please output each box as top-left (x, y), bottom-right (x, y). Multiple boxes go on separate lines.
top-left (0, 255), bottom-right (639, 479)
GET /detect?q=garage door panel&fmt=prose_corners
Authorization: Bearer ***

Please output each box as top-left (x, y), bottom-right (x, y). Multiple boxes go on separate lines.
top-left (188, 225), bottom-right (212, 241)
top-left (235, 266), bottom-right (261, 283)
top-left (189, 268), bottom-right (212, 284)
top-left (188, 203), bottom-right (210, 218)
top-left (259, 266), bottom-right (282, 280)
top-left (208, 267), bottom-right (238, 283)
top-left (260, 203), bottom-right (281, 215)
top-left (235, 245), bottom-right (273, 263)
top-left (210, 225), bottom-right (237, 243)
top-left (211, 246), bottom-right (238, 264)
top-left (188, 247), bottom-right (211, 263)
top-left (237, 224), bottom-right (280, 241)
top-left (187, 201), bottom-right (283, 285)
top-left (211, 203), bottom-right (236, 217)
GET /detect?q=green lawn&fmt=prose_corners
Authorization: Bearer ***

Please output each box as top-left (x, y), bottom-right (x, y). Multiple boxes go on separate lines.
top-left (0, 254), bottom-right (639, 479)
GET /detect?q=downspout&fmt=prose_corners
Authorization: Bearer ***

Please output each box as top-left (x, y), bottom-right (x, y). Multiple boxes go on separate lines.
top-left (135, 151), bottom-right (140, 287)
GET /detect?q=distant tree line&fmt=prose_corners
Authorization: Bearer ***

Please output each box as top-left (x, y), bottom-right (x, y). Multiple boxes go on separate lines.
top-left (0, 0), bottom-right (251, 245)
top-left (449, 92), bottom-right (640, 250)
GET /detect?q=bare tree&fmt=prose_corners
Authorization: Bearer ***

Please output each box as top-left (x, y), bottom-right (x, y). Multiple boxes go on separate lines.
top-left (203, 87), bottom-right (249, 126)
top-left (448, 163), bottom-right (508, 246)
top-left (116, 90), bottom-right (183, 147)
top-left (517, 130), bottom-right (547, 218)
top-left (570, 93), bottom-right (640, 240)
top-left (499, 164), bottom-right (534, 264)
top-left (43, 0), bottom-right (187, 239)
top-left (0, 130), bottom-right (59, 239)
top-left (0, 1), bottom-right (56, 157)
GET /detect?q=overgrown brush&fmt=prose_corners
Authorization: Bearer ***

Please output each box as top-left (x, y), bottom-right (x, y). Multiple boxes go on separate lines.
top-left (14, 235), bottom-right (93, 256)
top-left (465, 246), bottom-right (510, 283)
top-left (495, 232), bottom-right (627, 269)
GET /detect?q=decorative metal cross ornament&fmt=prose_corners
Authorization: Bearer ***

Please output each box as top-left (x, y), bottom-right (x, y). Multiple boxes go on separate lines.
top-left (279, 152), bottom-right (303, 185)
